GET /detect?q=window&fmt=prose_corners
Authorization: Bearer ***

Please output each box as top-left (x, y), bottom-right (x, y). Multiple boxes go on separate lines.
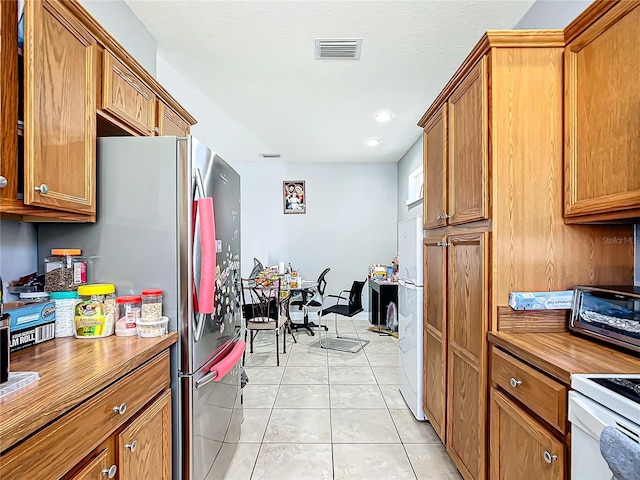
top-left (406, 165), bottom-right (423, 206)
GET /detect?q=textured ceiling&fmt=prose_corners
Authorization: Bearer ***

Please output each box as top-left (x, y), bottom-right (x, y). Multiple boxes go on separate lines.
top-left (126, 1), bottom-right (534, 163)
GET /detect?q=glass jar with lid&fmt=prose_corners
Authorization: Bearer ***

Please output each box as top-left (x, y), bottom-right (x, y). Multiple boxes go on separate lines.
top-left (44, 249), bottom-right (87, 292)
top-left (141, 289), bottom-right (163, 322)
top-left (75, 284), bottom-right (116, 338)
top-left (115, 295), bottom-right (141, 337)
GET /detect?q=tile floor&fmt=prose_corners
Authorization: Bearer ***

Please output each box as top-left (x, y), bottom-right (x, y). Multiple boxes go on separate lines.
top-left (219, 318), bottom-right (462, 480)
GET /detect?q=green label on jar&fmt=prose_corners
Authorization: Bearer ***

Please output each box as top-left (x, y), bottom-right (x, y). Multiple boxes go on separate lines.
top-left (75, 301), bottom-right (106, 337)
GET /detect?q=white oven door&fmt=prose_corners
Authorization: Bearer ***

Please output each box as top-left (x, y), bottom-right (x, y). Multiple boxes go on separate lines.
top-left (568, 391), bottom-right (639, 480)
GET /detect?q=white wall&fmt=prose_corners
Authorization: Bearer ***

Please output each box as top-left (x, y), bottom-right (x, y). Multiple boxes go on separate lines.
top-left (79, 0), bottom-right (157, 75)
top-left (514, 0), bottom-right (592, 29)
top-left (397, 135), bottom-right (423, 224)
top-left (0, 221), bottom-right (38, 301)
top-left (236, 161), bottom-right (397, 303)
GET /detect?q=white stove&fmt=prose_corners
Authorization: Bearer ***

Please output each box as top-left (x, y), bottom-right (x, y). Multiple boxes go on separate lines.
top-left (569, 374), bottom-right (640, 480)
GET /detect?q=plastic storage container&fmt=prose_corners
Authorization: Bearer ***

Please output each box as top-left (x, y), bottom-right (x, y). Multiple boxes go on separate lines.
top-left (44, 249), bottom-right (87, 292)
top-left (19, 292), bottom-right (50, 303)
top-left (50, 291), bottom-right (79, 338)
top-left (115, 295), bottom-right (141, 337)
top-left (75, 284), bottom-right (116, 338)
top-left (137, 316), bottom-right (169, 338)
top-left (141, 289), bottom-right (163, 322)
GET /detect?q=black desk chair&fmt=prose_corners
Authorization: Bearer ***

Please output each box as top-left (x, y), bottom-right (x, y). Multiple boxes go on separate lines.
top-left (318, 280), bottom-right (370, 353)
top-left (290, 268), bottom-right (330, 332)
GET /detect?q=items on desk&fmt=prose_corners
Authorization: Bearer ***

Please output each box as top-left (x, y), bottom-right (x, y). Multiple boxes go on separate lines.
top-left (508, 290), bottom-right (573, 310)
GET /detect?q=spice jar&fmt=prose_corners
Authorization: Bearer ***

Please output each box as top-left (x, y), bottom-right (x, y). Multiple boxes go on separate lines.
top-left (75, 284), bottom-right (116, 338)
top-left (141, 289), bottom-right (163, 322)
top-left (115, 296), bottom-right (141, 337)
top-left (44, 249), bottom-right (87, 292)
top-left (50, 291), bottom-right (79, 338)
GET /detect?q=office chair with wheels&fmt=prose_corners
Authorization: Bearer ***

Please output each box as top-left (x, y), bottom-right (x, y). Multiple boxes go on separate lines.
top-left (290, 267), bottom-right (330, 331)
top-left (318, 280), bottom-right (370, 353)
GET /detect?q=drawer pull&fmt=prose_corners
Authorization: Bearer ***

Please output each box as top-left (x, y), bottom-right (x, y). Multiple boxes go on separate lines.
top-left (152, 126), bottom-right (159, 134)
top-left (102, 465), bottom-right (117, 478)
top-left (125, 440), bottom-right (138, 452)
top-left (543, 451), bottom-right (558, 464)
top-left (112, 402), bottom-right (127, 415)
top-left (509, 377), bottom-right (522, 388)
top-left (34, 183), bottom-right (49, 194)
top-left (0, 176), bottom-right (7, 188)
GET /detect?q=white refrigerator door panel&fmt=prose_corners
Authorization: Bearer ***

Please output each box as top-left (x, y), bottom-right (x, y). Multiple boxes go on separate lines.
top-left (398, 215), bottom-right (423, 285)
top-left (398, 281), bottom-right (425, 420)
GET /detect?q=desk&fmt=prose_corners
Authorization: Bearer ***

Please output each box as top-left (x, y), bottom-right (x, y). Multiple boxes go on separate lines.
top-left (288, 281), bottom-right (328, 336)
top-left (368, 279), bottom-right (398, 327)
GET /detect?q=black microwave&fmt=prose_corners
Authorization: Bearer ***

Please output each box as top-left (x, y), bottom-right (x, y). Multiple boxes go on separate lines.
top-left (570, 286), bottom-right (640, 354)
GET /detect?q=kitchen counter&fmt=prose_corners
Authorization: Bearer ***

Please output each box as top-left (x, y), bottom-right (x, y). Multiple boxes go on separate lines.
top-left (488, 331), bottom-right (640, 385)
top-left (0, 332), bottom-right (177, 453)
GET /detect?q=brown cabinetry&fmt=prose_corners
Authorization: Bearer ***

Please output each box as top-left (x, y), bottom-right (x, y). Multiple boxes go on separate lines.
top-left (116, 390), bottom-right (172, 480)
top-left (423, 106), bottom-right (447, 229)
top-left (564, 2), bottom-right (640, 222)
top-left (490, 388), bottom-right (565, 480)
top-left (158, 101), bottom-right (190, 136)
top-left (68, 448), bottom-right (114, 480)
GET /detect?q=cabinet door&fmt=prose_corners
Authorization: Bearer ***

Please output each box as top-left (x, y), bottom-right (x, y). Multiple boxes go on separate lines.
top-left (490, 388), bottom-right (565, 480)
top-left (446, 232), bottom-right (488, 480)
top-left (565, 3), bottom-right (640, 217)
top-left (423, 237), bottom-right (447, 442)
top-left (102, 51), bottom-right (157, 136)
top-left (423, 104), bottom-right (447, 229)
top-left (24, 0), bottom-right (96, 214)
top-left (68, 449), bottom-right (112, 480)
top-left (447, 57), bottom-right (488, 225)
top-left (0, 0), bottom-right (18, 204)
top-left (117, 390), bottom-right (171, 480)
top-left (157, 101), bottom-right (190, 136)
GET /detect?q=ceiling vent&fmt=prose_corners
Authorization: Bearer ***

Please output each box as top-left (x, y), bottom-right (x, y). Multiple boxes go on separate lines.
top-left (314, 38), bottom-right (362, 60)
top-left (260, 153), bottom-right (281, 159)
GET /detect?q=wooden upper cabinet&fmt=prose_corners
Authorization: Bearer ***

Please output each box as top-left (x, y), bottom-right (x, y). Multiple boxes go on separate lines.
top-left (446, 231), bottom-right (488, 480)
top-left (490, 388), bottom-right (565, 480)
top-left (447, 57), bottom-right (488, 226)
top-left (24, 0), bottom-right (96, 215)
top-left (102, 51), bottom-right (157, 136)
top-left (0, 0), bottom-right (18, 204)
top-left (157, 101), bottom-right (190, 137)
top-left (565, 2), bottom-right (640, 219)
top-left (423, 237), bottom-right (447, 443)
top-left (423, 104), bottom-right (447, 229)
top-left (116, 390), bottom-right (171, 480)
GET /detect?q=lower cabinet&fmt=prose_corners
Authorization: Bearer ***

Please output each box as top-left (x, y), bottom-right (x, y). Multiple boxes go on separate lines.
top-left (490, 388), bottom-right (565, 480)
top-left (68, 448), bottom-right (113, 480)
top-left (116, 390), bottom-right (172, 480)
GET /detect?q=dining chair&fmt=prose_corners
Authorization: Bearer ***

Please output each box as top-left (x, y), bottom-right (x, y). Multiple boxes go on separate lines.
top-left (240, 278), bottom-right (288, 366)
top-left (318, 280), bottom-right (370, 353)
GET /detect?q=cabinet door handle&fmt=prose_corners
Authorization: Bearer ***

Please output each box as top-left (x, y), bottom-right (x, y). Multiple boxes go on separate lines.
top-left (442, 213), bottom-right (452, 219)
top-left (509, 377), bottom-right (522, 388)
top-left (102, 465), bottom-right (117, 478)
top-left (543, 451), bottom-right (558, 464)
top-left (34, 183), bottom-right (49, 194)
top-left (0, 176), bottom-right (7, 188)
top-left (112, 402), bottom-right (127, 415)
top-left (125, 440), bottom-right (138, 452)
top-left (152, 126), bottom-right (159, 134)
top-left (436, 214), bottom-right (442, 220)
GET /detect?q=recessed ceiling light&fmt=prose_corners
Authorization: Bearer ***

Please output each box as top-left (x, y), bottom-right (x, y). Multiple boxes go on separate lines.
top-left (365, 138), bottom-right (380, 147)
top-left (375, 111), bottom-right (392, 122)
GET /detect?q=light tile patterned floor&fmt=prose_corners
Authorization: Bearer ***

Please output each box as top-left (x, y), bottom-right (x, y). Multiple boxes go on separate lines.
top-left (213, 318), bottom-right (462, 480)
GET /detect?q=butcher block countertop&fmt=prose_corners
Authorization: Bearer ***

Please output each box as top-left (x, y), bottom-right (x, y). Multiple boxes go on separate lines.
top-left (488, 332), bottom-right (640, 385)
top-left (0, 332), bottom-right (177, 453)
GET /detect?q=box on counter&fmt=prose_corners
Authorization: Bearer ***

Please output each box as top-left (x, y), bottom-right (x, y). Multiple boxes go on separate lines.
top-left (4, 301), bottom-right (56, 352)
top-left (508, 291), bottom-right (573, 310)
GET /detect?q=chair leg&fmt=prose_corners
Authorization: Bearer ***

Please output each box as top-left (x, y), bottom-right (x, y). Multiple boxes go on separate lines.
top-left (276, 329), bottom-right (280, 367)
top-left (250, 330), bottom-right (254, 353)
top-left (283, 324), bottom-right (287, 354)
top-left (335, 314), bottom-right (341, 338)
top-left (243, 328), bottom-right (248, 365)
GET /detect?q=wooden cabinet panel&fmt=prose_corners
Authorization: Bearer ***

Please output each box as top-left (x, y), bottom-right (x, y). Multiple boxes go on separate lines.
top-left (23, 0), bottom-right (96, 214)
top-left (423, 237), bottom-right (447, 442)
top-left (565, 3), bottom-right (640, 218)
top-left (491, 347), bottom-right (567, 433)
top-left (490, 388), bottom-right (565, 480)
top-left (102, 51), bottom-right (156, 136)
top-left (68, 449), bottom-right (111, 480)
top-left (448, 57), bottom-right (488, 226)
top-left (0, 0), bottom-right (18, 204)
top-left (158, 101), bottom-right (190, 137)
top-left (423, 104), bottom-right (447, 229)
top-left (117, 390), bottom-right (172, 480)
top-left (446, 232), bottom-right (488, 480)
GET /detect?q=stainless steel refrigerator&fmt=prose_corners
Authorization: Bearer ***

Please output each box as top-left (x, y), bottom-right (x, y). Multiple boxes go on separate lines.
top-left (37, 136), bottom-right (243, 480)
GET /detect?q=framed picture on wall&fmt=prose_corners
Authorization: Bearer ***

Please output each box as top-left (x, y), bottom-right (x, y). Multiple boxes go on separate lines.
top-left (283, 180), bottom-right (306, 214)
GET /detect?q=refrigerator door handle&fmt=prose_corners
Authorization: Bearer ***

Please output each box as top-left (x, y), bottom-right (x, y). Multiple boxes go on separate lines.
top-left (194, 340), bottom-right (246, 390)
top-left (194, 370), bottom-right (217, 390)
